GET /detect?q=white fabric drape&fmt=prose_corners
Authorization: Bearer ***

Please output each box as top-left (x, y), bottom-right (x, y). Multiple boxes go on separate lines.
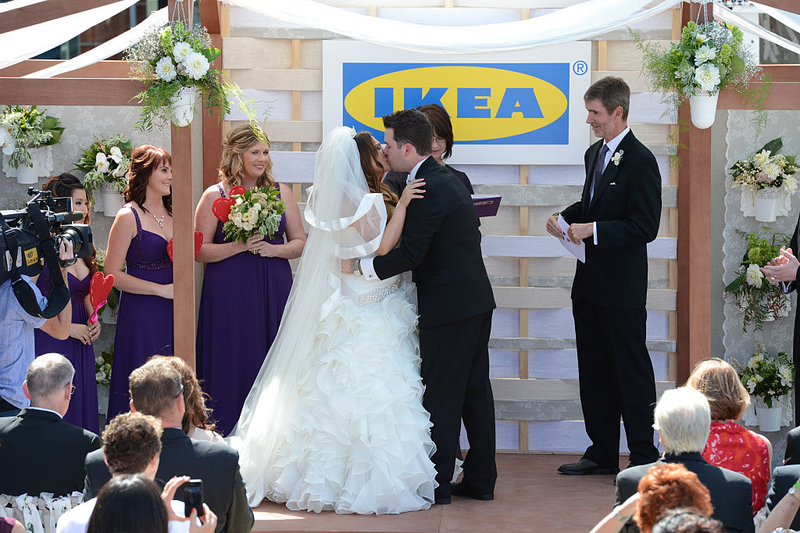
top-left (0, 0), bottom-right (139, 70)
top-left (23, 8), bottom-right (168, 79)
top-left (223, 0), bottom-right (682, 54)
top-left (715, 6), bottom-right (800, 57)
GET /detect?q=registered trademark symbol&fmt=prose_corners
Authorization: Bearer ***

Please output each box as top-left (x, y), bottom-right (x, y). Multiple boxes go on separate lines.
top-left (573, 61), bottom-right (588, 75)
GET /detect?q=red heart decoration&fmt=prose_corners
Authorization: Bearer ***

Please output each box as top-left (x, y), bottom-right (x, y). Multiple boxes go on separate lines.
top-left (230, 185), bottom-right (246, 197)
top-left (167, 239), bottom-right (174, 262)
top-left (194, 231), bottom-right (203, 260)
top-left (212, 197), bottom-right (234, 223)
top-left (90, 272), bottom-right (115, 310)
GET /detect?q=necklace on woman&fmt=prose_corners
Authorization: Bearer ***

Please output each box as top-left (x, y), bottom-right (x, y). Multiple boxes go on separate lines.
top-left (143, 204), bottom-right (166, 229)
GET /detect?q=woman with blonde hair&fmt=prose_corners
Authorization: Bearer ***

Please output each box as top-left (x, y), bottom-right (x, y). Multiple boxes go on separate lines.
top-left (687, 357), bottom-right (772, 514)
top-left (194, 124), bottom-right (305, 435)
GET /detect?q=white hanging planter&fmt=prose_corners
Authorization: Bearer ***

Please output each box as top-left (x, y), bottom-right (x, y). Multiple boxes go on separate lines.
top-left (689, 91), bottom-right (719, 129)
top-left (755, 401), bottom-right (782, 432)
top-left (754, 187), bottom-right (781, 222)
top-left (170, 87), bottom-right (197, 127)
top-left (15, 163), bottom-right (38, 184)
top-left (4, 146), bottom-right (52, 184)
top-left (100, 182), bottom-right (125, 217)
top-left (97, 384), bottom-right (109, 416)
top-left (92, 189), bottom-right (104, 214)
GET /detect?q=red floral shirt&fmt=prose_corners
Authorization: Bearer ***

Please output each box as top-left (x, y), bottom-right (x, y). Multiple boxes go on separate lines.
top-left (702, 420), bottom-right (770, 514)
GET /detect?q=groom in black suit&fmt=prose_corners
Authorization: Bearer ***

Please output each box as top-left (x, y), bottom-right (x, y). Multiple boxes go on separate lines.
top-left (353, 109), bottom-right (496, 504)
top-left (546, 77), bottom-right (661, 474)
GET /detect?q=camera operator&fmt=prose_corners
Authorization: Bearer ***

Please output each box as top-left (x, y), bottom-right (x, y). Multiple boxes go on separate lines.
top-left (0, 239), bottom-right (74, 417)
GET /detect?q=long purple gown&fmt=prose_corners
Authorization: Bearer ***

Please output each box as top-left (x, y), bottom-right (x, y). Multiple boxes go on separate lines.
top-left (107, 206), bottom-right (174, 418)
top-left (196, 184), bottom-right (293, 435)
top-left (34, 268), bottom-right (99, 433)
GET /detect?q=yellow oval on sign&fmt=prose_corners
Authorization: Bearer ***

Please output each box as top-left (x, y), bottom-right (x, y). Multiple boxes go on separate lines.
top-left (344, 66), bottom-right (568, 142)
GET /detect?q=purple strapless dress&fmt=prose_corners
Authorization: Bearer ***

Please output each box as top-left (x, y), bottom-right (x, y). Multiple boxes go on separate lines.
top-left (196, 184), bottom-right (293, 435)
top-left (34, 268), bottom-right (99, 433)
top-left (108, 206), bottom-right (174, 419)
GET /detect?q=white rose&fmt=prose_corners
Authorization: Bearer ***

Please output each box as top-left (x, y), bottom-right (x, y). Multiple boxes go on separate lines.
top-left (765, 162), bottom-right (781, 180)
top-left (182, 52), bottom-right (209, 80)
top-left (173, 42), bottom-right (192, 62)
top-left (242, 222), bottom-right (253, 231)
top-left (754, 150), bottom-right (771, 167)
top-left (155, 57), bottom-right (177, 82)
top-left (694, 63), bottom-right (721, 93)
top-left (694, 44), bottom-right (717, 66)
top-left (95, 152), bottom-right (110, 174)
top-left (745, 263), bottom-right (763, 288)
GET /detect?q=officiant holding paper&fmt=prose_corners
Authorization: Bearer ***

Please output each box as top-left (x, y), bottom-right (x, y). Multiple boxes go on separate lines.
top-left (545, 77), bottom-right (662, 475)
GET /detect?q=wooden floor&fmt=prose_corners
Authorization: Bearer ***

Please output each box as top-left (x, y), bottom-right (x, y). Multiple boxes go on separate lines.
top-left (251, 454), bottom-right (622, 532)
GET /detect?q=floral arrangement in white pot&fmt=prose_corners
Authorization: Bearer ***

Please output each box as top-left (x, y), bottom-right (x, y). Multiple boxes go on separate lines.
top-left (0, 105), bottom-right (64, 183)
top-left (729, 137), bottom-right (799, 221)
top-left (75, 135), bottom-right (132, 216)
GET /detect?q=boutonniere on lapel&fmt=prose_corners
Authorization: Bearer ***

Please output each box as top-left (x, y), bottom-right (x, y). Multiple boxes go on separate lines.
top-left (611, 149), bottom-right (624, 167)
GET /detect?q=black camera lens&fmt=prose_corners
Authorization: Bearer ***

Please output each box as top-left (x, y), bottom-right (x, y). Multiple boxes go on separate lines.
top-left (56, 224), bottom-right (93, 266)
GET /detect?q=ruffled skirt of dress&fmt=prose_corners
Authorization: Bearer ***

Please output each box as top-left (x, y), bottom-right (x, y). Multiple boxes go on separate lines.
top-left (240, 279), bottom-right (436, 514)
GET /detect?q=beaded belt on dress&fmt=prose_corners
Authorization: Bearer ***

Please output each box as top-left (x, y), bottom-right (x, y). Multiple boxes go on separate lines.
top-left (355, 278), bottom-right (401, 306)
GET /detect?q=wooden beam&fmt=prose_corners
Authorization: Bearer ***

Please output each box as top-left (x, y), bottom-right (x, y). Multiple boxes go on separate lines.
top-left (750, 0), bottom-right (800, 15)
top-left (0, 78), bottom-right (143, 105)
top-left (199, 0), bottom-right (222, 35)
top-left (0, 0), bottom-right (115, 34)
top-left (675, 1), bottom-right (711, 385)
top-left (719, 83), bottom-right (800, 110)
top-left (0, 60), bottom-right (131, 79)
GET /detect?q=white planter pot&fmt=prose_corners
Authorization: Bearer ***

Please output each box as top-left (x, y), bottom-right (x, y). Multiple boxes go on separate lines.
top-left (100, 183), bottom-right (124, 217)
top-left (754, 188), bottom-right (781, 222)
top-left (97, 384), bottom-right (109, 416)
top-left (15, 163), bottom-right (38, 184)
top-left (92, 189), bottom-right (104, 214)
top-left (756, 402), bottom-right (782, 432)
top-left (689, 91), bottom-right (719, 129)
top-left (170, 87), bottom-right (196, 127)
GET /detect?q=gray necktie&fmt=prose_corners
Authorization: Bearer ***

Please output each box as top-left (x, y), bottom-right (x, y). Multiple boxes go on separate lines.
top-left (591, 144), bottom-right (609, 199)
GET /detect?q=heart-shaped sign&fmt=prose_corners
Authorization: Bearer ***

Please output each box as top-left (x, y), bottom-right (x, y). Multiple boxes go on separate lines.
top-left (212, 197), bottom-right (234, 223)
top-left (167, 232), bottom-right (204, 262)
top-left (90, 272), bottom-right (115, 310)
top-left (230, 185), bottom-right (246, 197)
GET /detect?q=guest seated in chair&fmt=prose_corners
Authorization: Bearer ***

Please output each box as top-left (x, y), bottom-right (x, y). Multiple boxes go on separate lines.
top-left (61, 411), bottom-right (202, 533)
top-left (686, 358), bottom-right (771, 515)
top-left (764, 468), bottom-right (800, 532)
top-left (652, 509), bottom-right (723, 533)
top-left (0, 353), bottom-right (100, 497)
top-left (616, 387), bottom-right (754, 533)
top-left (83, 359), bottom-right (252, 533)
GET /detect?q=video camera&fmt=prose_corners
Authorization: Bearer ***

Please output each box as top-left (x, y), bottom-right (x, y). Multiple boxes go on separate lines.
top-left (0, 187), bottom-right (93, 318)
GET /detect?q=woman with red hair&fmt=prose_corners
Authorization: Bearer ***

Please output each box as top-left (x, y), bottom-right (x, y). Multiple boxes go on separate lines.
top-left (104, 145), bottom-right (174, 418)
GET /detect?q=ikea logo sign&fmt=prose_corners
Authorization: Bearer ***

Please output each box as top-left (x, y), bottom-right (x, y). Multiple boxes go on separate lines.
top-left (342, 63), bottom-right (570, 145)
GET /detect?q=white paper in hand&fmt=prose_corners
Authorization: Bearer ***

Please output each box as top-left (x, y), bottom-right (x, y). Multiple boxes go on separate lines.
top-left (557, 215), bottom-right (586, 263)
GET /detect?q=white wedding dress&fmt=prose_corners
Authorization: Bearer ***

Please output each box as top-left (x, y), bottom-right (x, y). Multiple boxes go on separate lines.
top-left (227, 127), bottom-right (436, 514)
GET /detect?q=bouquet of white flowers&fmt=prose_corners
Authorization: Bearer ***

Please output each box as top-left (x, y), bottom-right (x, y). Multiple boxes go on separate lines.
top-left (0, 105), bottom-right (64, 169)
top-left (730, 137), bottom-right (799, 194)
top-left (95, 348), bottom-right (113, 386)
top-left (223, 187), bottom-right (286, 249)
top-left (738, 349), bottom-right (794, 408)
top-left (75, 134), bottom-right (133, 195)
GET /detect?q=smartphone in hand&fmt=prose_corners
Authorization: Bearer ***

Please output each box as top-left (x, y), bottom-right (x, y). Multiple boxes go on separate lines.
top-left (183, 479), bottom-right (205, 518)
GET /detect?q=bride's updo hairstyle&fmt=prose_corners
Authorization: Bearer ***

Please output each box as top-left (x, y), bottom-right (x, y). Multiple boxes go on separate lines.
top-left (124, 145), bottom-right (172, 215)
top-left (219, 124), bottom-right (275, 189)
top-left (353, 131), bottom-right (398, 216)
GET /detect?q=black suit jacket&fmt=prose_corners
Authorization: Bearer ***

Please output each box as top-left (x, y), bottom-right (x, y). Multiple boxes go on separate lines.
top-left (372, 156), bottom-right (494, 328)
top-left (786, 427), bottom-right (800, 464)
top-left (560, 131), bottom-right (661, 309)
top-left (383, 164), bottom-right (474, 197)
top-left (615, 453), bottom-right (754, 533)
top-left (84, 428), bottom-right (253, 533)
top-left (0, 408), bottom-right (100, 497)
top-left (766, 464), bottom-right (800, 530)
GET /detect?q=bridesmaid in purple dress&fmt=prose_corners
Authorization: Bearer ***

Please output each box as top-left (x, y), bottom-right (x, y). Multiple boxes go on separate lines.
top-left (105, 146), bottom-right (175, 419)
top-left (34, 173), bottom-right (101, 432)
top-left (195, 125), bottom-right (305, 435)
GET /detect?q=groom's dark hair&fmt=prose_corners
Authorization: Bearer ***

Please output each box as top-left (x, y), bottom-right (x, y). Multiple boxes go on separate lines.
top-left (584, 76), bottom-right (630, 120)
top-left (383, 109), bottom-right (433, 156)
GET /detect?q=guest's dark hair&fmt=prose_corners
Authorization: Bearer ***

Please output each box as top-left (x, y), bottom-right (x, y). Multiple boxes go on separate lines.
top-left (123, 145), bottom-right (172, 215)
top-left (86, 474), bottom-right (168, 533)
top-left (417, 104), bottom-right (454, 160)
top-left (584, 76), bottom-right (630, 120)
top-left (102, 412), bottom-right (162, 475)
top-left (129, 359), bottom-right (183, 418)
top-left (43, 173), bottom-right (97, 276)
top-left (651, 508), bottom-right (723, 533)
top-left (635, 464), bottom-right (713, 533)
top-left (382, 109), bottom-right (433, 156)
top-left (353, 131), bottom-right (398, 217)
top-left (149, 355), bottom-right (217, 435)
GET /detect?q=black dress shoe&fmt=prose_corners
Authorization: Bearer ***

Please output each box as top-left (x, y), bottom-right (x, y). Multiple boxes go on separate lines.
top-left (435, 495), bottom-right (451, 505)
top-left (451, 481), bottom-right (494, 501)
top-left (435, 485), bottom-right (451, 505)
top-left (558, 457), bottom-right (619, 475)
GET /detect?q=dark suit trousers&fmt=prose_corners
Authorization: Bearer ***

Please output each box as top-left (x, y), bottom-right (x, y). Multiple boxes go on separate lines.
top-left (419, 311), bottom-right (496, 494)
top-left (573, 300), bottom-right (658, 467)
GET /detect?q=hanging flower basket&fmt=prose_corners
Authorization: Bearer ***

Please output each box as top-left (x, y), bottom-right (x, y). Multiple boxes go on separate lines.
top-left (754, 187), bottom-right (781, 222)
top-left (169, 86), bottom-right (197, 127)
top-left (75, 133), bottom-right (131, 216)
top-left (689, 91), bottom-right (718, 130)
top-left (1, 105), bottom-right (63, 182)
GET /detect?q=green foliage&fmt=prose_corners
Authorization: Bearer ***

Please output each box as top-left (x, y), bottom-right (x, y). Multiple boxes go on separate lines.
top-left (737, 349), bottom-right (794, 408)
top-left (74, 134), bottom-right (133, 195)
top-left (0, 105), bottom-right (64, 169)
top-left (222, 186), bottom-right (286, 247)
top-left (96, 346), bottom-right (113, 386)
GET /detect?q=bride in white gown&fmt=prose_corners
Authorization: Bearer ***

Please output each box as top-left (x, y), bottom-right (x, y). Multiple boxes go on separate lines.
top-left (227, 127), bottom-right (437, 514)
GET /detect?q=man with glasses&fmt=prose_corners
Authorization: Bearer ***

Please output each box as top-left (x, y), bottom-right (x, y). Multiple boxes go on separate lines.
top-left (84, 359), bottom-right (253, 533)
top-left (0, 353), bottom-right (101, 497)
